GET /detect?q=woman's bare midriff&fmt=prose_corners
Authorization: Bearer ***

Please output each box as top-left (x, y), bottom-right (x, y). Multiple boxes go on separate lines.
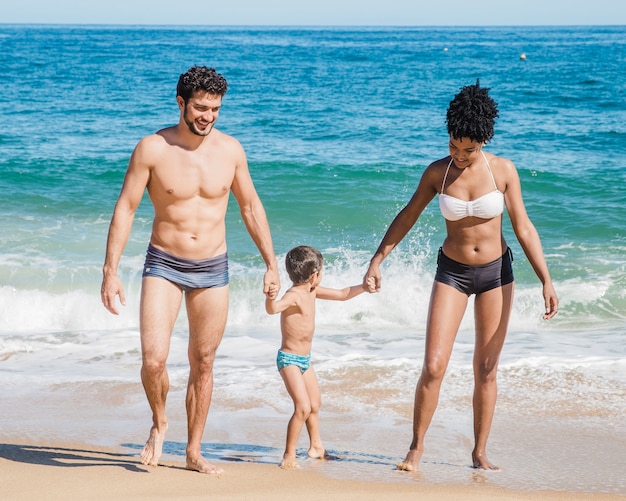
top-left (441, 217), bottom-right (507, 265)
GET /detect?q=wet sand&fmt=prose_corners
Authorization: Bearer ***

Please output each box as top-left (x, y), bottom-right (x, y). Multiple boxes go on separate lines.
top-left (1, 360), bottom-right (624, 499)
top-left (1, 439), bottom-right (624, 501)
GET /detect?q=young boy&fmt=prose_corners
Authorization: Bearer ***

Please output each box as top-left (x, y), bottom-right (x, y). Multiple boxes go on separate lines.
top-left (265, 245), bottom-right (372, 469)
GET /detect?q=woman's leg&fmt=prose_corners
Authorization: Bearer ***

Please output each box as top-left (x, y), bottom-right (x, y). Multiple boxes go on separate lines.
top-left (398, 281), bottom-right (469, 470)
top-left (472, 282), bottom-right (514, 470)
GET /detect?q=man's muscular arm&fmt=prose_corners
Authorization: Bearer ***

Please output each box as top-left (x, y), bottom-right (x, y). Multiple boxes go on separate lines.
top-left (101, 136), bottom-right (154, 314)
top-left (230, 140), bottom-right (280, 296)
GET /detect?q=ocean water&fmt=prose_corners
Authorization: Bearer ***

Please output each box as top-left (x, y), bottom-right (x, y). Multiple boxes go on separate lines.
top-left (0, 25), bottom-right (625, 494)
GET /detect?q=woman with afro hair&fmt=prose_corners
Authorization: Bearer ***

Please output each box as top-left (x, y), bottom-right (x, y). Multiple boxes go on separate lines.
top-left (364, 81), bottom-right (558, 471)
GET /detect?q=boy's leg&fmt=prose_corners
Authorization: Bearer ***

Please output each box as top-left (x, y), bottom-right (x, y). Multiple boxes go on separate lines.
top-left (279, 365), bottom-right (311, 468)
top-left (302, 366), bottom-right (327, 458)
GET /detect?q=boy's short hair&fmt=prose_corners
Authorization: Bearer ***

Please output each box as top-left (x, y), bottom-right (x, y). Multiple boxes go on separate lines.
top-left (285, 246), bottom-right (324, 285)
top-left (176, 66), bottom-right (228, 103)
top-left (446, 80), bottom-right (499, 144)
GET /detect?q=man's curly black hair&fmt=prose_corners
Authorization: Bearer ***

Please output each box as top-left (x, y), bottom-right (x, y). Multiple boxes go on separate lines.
top-left (176, 66), bottom-right (228, 103)
top-left (446, 80), bottom-right (499, 144)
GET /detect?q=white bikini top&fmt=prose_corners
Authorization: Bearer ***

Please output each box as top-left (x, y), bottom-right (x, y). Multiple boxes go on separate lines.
top-left (438, 151), bottom-right (504, 222)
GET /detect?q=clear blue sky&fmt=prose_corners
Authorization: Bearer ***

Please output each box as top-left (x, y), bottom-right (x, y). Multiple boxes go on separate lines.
top-left (2, 0), bottom-right (625, 26)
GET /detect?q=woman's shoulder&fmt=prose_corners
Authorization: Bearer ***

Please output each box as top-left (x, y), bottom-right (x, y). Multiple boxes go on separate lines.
top-left (485, 152), bottom-right (518, 177)
top-left (484, 153), bottom-right (522, 195)
top-left (427, 155), bottom-right (451, 167)
top-left (424, 156), bottom-right (451, 176)
top-left (421, 156), bottom-right (452, 187)
top-left (484, 151), bottom-right (515, 167)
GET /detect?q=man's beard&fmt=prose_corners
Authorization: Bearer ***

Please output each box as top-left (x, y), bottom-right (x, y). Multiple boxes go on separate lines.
top-left (183, 108), bottom-right (214, 137)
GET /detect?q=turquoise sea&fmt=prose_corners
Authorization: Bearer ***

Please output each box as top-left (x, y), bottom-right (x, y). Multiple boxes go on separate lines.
top-left (0, 25), bottom-right (625, 494)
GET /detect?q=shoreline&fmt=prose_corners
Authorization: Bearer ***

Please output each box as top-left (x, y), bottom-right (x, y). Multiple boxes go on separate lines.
top-left (1, 439), bottom-right (624, 501)
top-left (2, 362), bottom-right (625, 496)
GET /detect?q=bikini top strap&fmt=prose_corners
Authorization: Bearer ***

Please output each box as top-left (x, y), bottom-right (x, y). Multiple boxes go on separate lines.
top-left (481, 150), bottom-right (498, 190)
top-left (441, 158), bottom-right (453, 194)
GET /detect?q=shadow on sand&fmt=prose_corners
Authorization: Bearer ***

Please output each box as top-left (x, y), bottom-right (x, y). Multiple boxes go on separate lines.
top-left (0, 443), bottom-right (148, 472)
top-left (1, 440), bottom-right (406, 472)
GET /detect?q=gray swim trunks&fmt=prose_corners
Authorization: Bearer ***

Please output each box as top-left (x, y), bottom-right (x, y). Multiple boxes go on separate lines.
top-left (142, 243), bottom-right (229, 292)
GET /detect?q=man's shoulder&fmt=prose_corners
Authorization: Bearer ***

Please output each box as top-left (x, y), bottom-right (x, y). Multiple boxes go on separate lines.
top-left (155, 125), bottom-right (182, 143)
top-left (128, 132), bottom-right (169, 165)
top-left (211, 128), bottom-right (243, 149)
top-left (137, 129), bottom-right (171, 149)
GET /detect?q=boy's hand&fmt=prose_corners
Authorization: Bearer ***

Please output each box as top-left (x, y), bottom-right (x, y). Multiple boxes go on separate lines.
top-left (266, 283), bottom-right (279, 300)
top-left (364, 274), bottom-right (378, 293)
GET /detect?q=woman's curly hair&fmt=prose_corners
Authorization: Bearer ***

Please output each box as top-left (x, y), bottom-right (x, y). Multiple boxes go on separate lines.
top-left (446, 80), bottom-right (499, 144)
top-left (176, 66), bottom-right (228, 103)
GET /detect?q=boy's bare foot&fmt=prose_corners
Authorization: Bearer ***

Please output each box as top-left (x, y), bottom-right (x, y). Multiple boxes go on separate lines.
top-left (186, 455), bottom-right (224, 474)
top-left (280, 457), bottom-right (300, 469)
top-left (472, 452), bottom-right (501, 471)
top-left (140, 425), bottom-right (167, 466)
top-left (307, 447), bottom-right (335, 460)
top-left (397, 448), bottom-right (422, 471)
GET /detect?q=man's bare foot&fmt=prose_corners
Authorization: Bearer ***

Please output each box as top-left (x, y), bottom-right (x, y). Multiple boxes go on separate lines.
top-left (307, 447), bottom-right (335, 460)
top-left (140, 425), bottom-right (167, 466)
top-left (186, 455), bottom-right (224, 475)
top-left (397, 448), bottom-right (422, 471)
top-left (280, 457), bottom-right (300, 469)
top-left (472, 452), bottom-right (501, 471)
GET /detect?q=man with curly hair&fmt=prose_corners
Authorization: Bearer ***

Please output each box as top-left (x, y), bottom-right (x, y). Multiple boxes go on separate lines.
top-left (101, 66), bottom-right (280, 474)
top-left (364, 81), bottom-right (558, 471)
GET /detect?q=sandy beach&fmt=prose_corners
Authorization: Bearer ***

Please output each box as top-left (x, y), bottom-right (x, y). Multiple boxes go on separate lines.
top-left (1, 438), bottom-right (623, 501)
top-left (2, 341), bottom-right (625, 500)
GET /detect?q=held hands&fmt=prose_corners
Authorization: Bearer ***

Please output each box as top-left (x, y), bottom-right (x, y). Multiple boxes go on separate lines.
top-left (363, 263), bottom-right (381, 293)
top-left (263, 267), bottom-right (281, 299)
top-left (266, 283), bottom-right (280, 300)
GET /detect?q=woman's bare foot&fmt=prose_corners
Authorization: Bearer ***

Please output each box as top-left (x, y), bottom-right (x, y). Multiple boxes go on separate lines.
top-left (472, 452), bottom-right (501, 471)
top-left (140, 425), bottom-right (167, 466)
top-left (186, 454), bottom-right (224, 474)
top-left (280, 456), bottom-right (300, 469)
top-left (397, 448), bottom-right (423, 471)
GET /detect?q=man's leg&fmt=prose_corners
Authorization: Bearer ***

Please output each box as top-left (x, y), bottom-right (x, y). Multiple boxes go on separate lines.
top-left (184, 285), bottom-right (229, 474)
top-left (139, 277), bottom-right (183, 466)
